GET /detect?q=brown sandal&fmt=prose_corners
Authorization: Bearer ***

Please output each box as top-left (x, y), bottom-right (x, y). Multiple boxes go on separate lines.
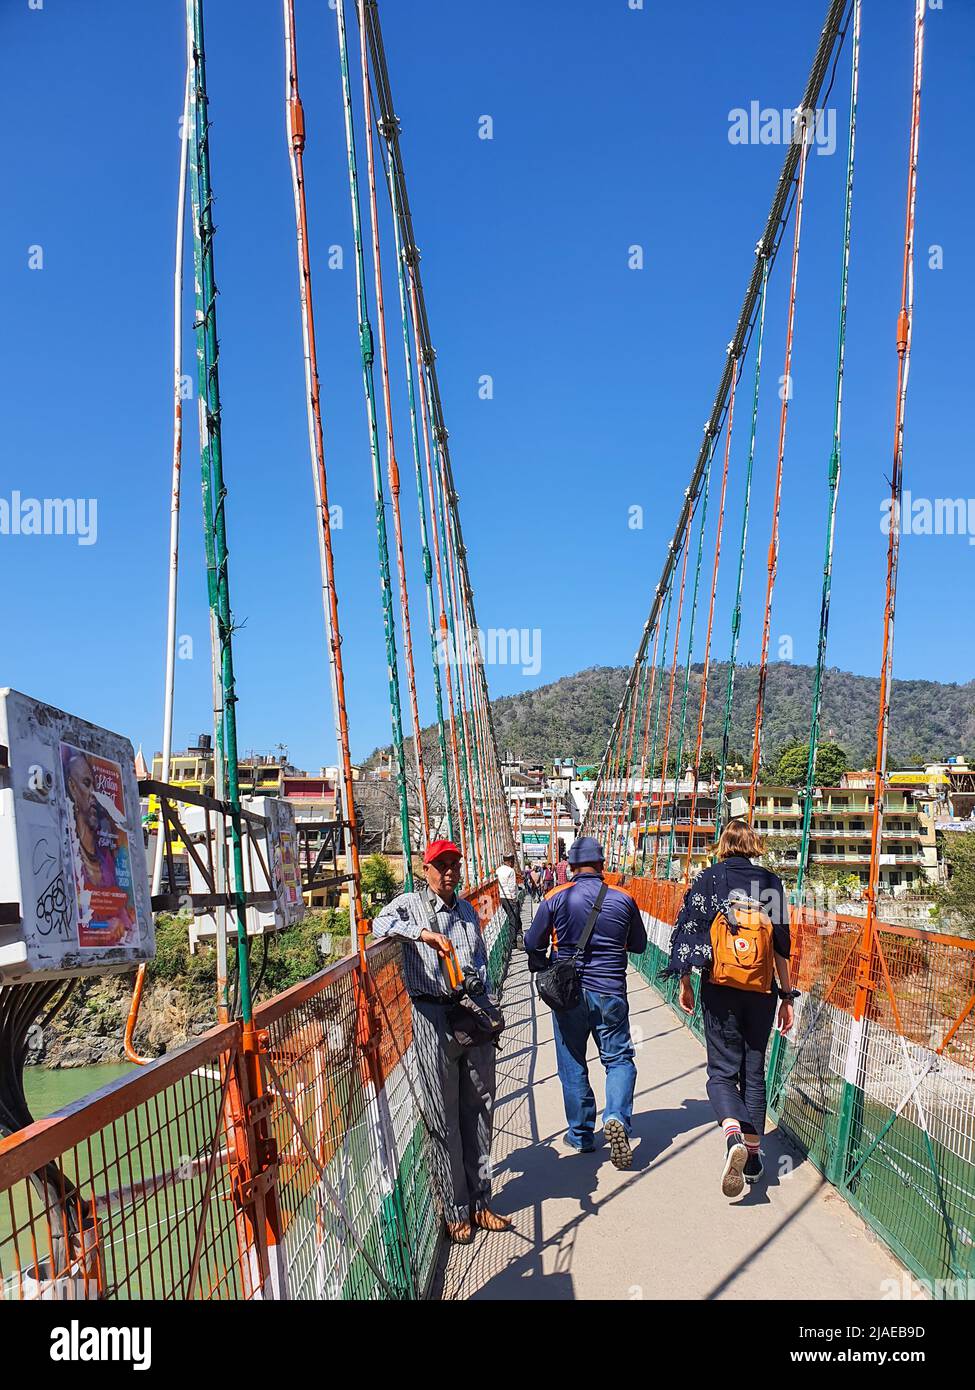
top-left (472, 1208), bottom-right (512, 1232)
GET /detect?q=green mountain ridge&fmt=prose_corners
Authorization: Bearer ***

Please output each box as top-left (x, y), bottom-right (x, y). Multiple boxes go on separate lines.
top-left (366, 663), bottom-right (975, 773)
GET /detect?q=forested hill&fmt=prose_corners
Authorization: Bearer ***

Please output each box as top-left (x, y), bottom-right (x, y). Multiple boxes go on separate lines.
top-left (488, 664), bottom-right (975, 769)
top-left (366, 663), bottom-right (975, 771)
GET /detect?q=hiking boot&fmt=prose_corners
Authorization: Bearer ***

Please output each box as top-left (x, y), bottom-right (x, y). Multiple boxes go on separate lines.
top-left (743, 1150), bottom-right (765, 1185)
top-left (604, 1118), bottom-right (633, 1171)
top-left (721, 1133), bottom-right (748, 1198)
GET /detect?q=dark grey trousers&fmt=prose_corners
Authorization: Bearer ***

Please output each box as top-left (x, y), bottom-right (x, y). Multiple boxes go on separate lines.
top-left (411, 999), bottom-right (497, 1224)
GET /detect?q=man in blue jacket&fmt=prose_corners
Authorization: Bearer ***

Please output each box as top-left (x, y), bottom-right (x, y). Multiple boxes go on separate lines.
top-left (524, 836), bottom-right (647, 1168)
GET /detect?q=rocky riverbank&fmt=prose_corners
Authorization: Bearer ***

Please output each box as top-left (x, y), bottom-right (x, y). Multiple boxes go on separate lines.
top-left (26, 910), bottom-right (352, 1069)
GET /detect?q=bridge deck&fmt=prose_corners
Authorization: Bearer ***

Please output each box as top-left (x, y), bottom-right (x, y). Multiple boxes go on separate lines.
top-left (438, 923), bottom-right (905, 1301)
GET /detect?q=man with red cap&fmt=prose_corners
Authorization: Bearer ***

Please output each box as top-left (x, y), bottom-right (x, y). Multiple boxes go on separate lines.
top-left (372, 839), bottom-right (510, 1243)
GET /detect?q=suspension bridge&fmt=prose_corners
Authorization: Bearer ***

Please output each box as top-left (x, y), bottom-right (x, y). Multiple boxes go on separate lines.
top-left (0, 0), bottom-right (972, 1307)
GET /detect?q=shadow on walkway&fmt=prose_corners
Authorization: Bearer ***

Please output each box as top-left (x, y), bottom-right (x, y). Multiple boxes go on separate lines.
top-left (435, 918), bottom-right (902, 1301)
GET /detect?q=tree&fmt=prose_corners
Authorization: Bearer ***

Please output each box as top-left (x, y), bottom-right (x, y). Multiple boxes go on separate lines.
top-left (759, 832), bottom-right (800, 884)
top-left (360, 854), bottom-right (399, 919)
top-left (932, 832), bottom-right (975, 938)
top-left (773, 740), bottom-right (849, 787)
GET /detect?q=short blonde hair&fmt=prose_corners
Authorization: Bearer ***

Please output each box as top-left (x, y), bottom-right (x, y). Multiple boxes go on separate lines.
top-left (716, 817), bottom-right (764, 861)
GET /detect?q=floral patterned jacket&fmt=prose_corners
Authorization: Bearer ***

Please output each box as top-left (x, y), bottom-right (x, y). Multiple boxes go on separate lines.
top-left (663, 856), bottom-right (791, 979)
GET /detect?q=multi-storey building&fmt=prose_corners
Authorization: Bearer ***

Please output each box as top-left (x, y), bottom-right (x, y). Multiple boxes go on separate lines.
top-left (630, 781), bottom-right (725, 878)
top-left (149, 749), bottom-right (298, 798)
top-left (738, 777), bottom-right (937, 891)
top-left (508, 786), bottom-right (576, 863)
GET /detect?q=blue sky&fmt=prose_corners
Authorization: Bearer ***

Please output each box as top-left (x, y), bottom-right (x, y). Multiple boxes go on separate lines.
top-left (1, 0), bottom-right (972, 772)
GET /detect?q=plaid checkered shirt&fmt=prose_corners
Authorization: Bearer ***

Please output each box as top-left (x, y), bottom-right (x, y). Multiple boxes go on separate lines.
top-left (371, 884), bottom-right (490, 999)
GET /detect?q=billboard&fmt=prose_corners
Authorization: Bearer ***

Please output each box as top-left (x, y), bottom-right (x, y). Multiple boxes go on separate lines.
top-left (0, 689), bottom-right (154, 982)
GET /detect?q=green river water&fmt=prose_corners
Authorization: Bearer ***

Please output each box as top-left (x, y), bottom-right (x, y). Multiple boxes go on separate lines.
top-left (24, 1064), bottom-right (136, 1120)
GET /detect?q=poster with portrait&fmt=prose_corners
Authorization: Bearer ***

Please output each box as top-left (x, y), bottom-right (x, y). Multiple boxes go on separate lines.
top-left (275, 827), bottom-right (301, 912)
top-left (60, 741), bottom-right (139, 949)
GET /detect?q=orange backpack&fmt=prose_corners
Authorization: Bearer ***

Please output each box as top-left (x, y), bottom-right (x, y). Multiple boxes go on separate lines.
top-left (708, 887), bottom-right (774, 993)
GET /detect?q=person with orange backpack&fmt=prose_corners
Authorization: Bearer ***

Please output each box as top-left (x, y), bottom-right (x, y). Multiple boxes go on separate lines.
top-left (664, 818), bottom-right (797, 1198)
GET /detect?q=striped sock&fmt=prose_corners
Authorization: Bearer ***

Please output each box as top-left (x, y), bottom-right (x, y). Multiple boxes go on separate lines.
top-left (744, 1136), bottom-right (761, 1154)
top-left (722, 1120), bottom-right (743, 1144)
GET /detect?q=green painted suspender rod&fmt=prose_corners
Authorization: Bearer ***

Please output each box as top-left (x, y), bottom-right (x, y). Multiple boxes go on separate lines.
top-left (427, 390), bottom-right (479, 871)
top-left (582, 0), bottom-right (853, 829)
top-left (335, 0), bottom-right (413, 888)
top-left (665, 438), bottom-right (717, 875)
top-left (795, 0), bottom-right (861, 899)
top-left (613, 648), bottom-right (651, 872)
top-left (639, 573), bottom-right (676, 873)
top-left (187, 0), bottom-right (252, 1024)
top-left (379, 122), bottom-right (455, 844)
top-left (714, 259), bottom-right (770, 840)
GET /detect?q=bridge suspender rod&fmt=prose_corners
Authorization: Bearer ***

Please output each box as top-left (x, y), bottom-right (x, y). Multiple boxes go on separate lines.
top-left (364, 0), bottom-right (515, 863)
top-left (607, 676), bottom-right (637, 868)
top-left (429, 406), bottom-right (480, 882)
top-left (665, 437), bottom-right (718, 875)
top-left (334, 0), bottom-right (414, 891)
top-left (651, 516), bottom-right (693, 877)
top-left (356, 0), bottom-right (431, 849)
top-left (129, 38), bottom-right (195, 1066)
top-left (748, 132), bottom-right (811, 816)
top-left (380, 131), bottom-right (455, 847)
top-left (153, 51), bottom-right (191, 900)
top-left (715, 261), bottom-right (769, 840)
top-left (282, 0), bottom-right (369, 950)
top-left (638, 577), bottom-right (674, 871)
top-left (186, 17), bottom-right (231, 1021)
top-left (684, 355), bottom-right (739, 883)
top-left (614, 647), bottom-right (651, 871)
top-left (796, 0), bottom-right (861, 899)
top-left (633, 617), bottom-right (663, 866)
top-left (187, 0), bottom-right (253, 1026)
top-left (584, 0), bottom-right (853, 814)
top-left (414, 327), bottom-right (470, 872)
top-left (862, 0), bottom-right (926, 990)
top-left (443, 495), bottom-right (489, 876)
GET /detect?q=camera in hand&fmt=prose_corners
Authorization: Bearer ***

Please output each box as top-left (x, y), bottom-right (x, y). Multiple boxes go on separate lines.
top-left (462, 966), bottom-right (486, 998)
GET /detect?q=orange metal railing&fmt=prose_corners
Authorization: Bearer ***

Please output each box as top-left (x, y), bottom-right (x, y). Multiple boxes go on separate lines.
top-left (0, 878), bottom-right (512, 1302)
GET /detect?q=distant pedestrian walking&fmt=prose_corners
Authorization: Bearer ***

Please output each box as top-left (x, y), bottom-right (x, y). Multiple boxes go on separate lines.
top-left (665, 819), bottom-right (796, 1198)
top-left (525, 836), bottom-right (647, 1168)
top-left (496, 851), bottom-right (522, 948)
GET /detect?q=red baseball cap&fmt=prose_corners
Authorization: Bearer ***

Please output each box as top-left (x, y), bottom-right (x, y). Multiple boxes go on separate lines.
top-left (423, 839), bottom-right (462, 865)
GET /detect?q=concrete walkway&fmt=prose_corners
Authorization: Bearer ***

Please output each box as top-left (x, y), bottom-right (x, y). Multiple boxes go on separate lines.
top-left (438, 935), bottom-right (904, 1300)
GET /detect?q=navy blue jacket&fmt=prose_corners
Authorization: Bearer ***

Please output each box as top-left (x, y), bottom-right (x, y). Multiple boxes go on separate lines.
top-left (524, 871), bottom-right (648, 998)
top-left (666, 856), bottom-right (791, 982)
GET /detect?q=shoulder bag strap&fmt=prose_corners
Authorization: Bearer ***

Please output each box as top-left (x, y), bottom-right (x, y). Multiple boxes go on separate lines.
top-left (572, 881), bottom-right (609, 961)
top-left (720, 862), bottom-right (740, 932)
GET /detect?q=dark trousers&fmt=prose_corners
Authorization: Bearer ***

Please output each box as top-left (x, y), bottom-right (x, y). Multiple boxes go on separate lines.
top-left (411, 1000), bottom-right (496, 1224)
top-left (500, 896), bottom-right (521, 944)
top-left (700, 981), bottom-right (777, 1138)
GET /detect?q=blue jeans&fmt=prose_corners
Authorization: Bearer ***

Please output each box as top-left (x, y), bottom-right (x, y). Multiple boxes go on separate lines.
top-left (551, 990), bottom-right (637, 1149)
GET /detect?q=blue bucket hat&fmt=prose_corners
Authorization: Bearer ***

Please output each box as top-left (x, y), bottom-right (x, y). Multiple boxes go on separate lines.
top-left (567, 836), bottom-right (604, 866)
